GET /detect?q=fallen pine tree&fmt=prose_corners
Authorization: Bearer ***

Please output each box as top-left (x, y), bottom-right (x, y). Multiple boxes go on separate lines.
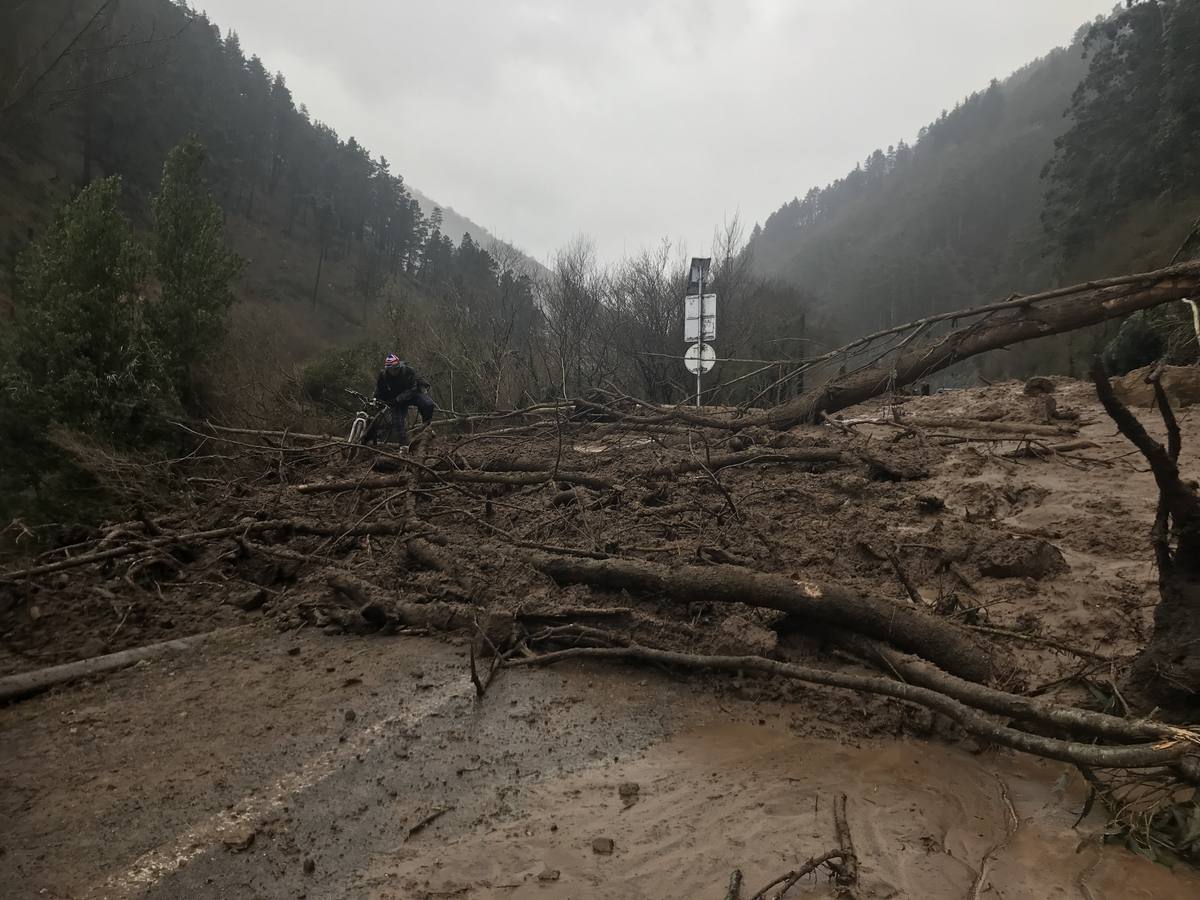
top-left (504, 642), bottom-right (1199, 772)
top-left (522, 550), bottom-right (993, 683)
top-left (764, 260), bottom-right (1200, 427)
top-left (571, 261), bottom-right (1200, 431)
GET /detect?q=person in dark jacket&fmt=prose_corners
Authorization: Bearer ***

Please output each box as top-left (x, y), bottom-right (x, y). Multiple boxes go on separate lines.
top-left (374, 353), bottom-right (435, 446)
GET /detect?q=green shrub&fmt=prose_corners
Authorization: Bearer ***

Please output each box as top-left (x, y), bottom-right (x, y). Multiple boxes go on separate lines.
top-left (300, 341), bottom-right (384, 407)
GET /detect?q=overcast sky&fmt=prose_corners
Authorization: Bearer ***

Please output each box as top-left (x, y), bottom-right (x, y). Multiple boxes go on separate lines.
top-left (198, 0), bottom-right (1111, 264)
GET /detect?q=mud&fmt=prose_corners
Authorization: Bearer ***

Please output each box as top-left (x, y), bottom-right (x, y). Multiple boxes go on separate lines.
top-left (3, 378), bottom-right (1200, 897)
top-left (4, 627), bottom-right (1199, 899)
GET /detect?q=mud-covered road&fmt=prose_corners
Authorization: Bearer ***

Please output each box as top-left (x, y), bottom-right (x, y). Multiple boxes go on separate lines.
top-left (5, 625), bottom-right (1199, 900)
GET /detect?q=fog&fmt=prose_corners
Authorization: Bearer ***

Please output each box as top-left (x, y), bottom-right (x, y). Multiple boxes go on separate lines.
top-left (196, 0), bottom-right (1111, 261)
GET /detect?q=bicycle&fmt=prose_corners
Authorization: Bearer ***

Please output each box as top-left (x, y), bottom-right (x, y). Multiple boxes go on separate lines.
top-left (343, 388), bottom-right (389, 460)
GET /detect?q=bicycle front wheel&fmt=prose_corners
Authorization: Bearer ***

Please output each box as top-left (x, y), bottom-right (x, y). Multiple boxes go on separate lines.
top-left (345, 418), bottom-right (366, 460)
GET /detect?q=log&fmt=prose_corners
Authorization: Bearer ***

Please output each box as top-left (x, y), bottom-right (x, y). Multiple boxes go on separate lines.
top-left (822, 628), bottom-right (1196, 745)
top-left (832, 794), bottom-right (858, 889)
top-left (325, 574), bottom-right (506, 641)
top-left (763, 261), bottom-right (1200, 428)
top-left (0, 519), bottom-right (406, 580)
top-left (839, 415), bottom-right (1073, 437)
top-left (645, 447), bottom-right (843, 478)
top-left (297, 468), bottom-right (617, 494)
top-left (508, 644), bottom-right (1195, 769)
top-left (899, 416), bottom-right (1073, 437)
top-left (523, 552), bottom-right (992, 682)
top-left (207, 423), bottom-right (339, 443)
top-left (0, 629), bottom-right (231, 703)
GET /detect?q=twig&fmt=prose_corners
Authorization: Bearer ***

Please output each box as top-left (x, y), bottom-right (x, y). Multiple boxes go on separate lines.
top-left (968, 775), bottom-right (1019, 900)
top-left (404, 806), bottom-right (452, 841)
top-left (884, 549), bottom-right (926, 607)
top-left (832, 793), bottom-right (858, 891)
top-left (967, 625), bottom-right (1110, 661)
top-left (724, 868), bottom-right (743, 900)
top-left (746, 850), bottom-right (845, 900)
top-left (468, 638), bottom-right (485, 697)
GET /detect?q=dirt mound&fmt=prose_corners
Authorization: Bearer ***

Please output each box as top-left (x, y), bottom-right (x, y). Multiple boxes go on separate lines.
top-left (0, 377), bottom-right (1188, 702)
top-left (4, 377), bottom-right (1200, 889)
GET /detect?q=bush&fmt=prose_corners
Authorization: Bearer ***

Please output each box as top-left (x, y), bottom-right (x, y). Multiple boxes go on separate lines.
top-left (300, 341), bottom-right (384, 407)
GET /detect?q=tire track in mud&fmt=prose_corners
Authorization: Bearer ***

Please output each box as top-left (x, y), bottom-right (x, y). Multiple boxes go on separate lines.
top-left (88, 678), bottom-right (472, 899)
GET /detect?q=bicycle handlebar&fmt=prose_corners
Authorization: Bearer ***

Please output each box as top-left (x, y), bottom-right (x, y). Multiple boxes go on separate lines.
top-left (343, 388), bottom-right (385, 409)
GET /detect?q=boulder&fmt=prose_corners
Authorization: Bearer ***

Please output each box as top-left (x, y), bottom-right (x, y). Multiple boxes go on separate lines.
top-left (715, 614), bottom-right (778, 656)
top-left (977, 535), bottom-right (1067, 580)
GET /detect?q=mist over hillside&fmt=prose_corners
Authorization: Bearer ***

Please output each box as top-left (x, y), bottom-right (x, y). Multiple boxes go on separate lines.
top-left (749, 2), bottom-right (1200, 379)
top-left (407, 185), bottom-right (548, 278)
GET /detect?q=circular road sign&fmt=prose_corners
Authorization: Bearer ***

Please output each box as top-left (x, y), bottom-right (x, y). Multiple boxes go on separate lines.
top-left (685, 342), bottom-right (716, 375)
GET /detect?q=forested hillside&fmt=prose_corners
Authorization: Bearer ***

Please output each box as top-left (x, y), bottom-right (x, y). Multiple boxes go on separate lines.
top-left (0, 0), bottom-right (540, 361)
top-left (749, 0), bottom-right (1200, 378)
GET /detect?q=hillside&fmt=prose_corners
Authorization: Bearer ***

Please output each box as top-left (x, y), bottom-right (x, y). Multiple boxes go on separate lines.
top-left (408, 185), bottom-right (549, 278)
top-left (0, 0), bottom-right (543, 361)
top-left (750, 2), bottom-right (1200, 379)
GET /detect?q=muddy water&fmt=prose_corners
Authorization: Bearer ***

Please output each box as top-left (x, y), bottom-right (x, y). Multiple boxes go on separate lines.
top-left (380, 724), bottom-right (1200, 900)
top-left (5, 628), bottom-right (1199, 900)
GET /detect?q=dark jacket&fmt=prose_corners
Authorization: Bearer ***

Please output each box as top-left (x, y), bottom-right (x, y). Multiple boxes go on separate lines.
top-left (375, 363), bottom-right (428, 405)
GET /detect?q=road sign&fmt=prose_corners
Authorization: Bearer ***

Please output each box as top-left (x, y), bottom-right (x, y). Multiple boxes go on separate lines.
top-left (686, 258), bottom-right (712, 297)
top-left (684, 342), bottom-right (716, 375)
top-left (685, 293), bottom-right (717, 341)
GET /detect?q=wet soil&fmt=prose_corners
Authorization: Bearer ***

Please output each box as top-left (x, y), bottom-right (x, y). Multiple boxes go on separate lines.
top-left (3, 378), bottom-right (1200, 897)
top-left (4, 627), bottom-right (1199, 899)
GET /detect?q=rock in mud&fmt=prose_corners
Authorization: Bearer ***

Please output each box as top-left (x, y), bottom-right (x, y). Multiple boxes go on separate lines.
top-left (222, 828), bottom-right (256, 852)
top-left (716, 615), bottom-right (778, 656)
top-left (303, 857), bottom-right (316, 874)
top-left (976, 535), bottom-right (1067, 580)
top-left (618, 782), bottom-right (640, 806)
top-left (973, 401), bottom-right (1007, 421)
top-left (592, 837), bottom-right (615, 854)
top-left (538, 868), bottom-right (561, 882)
top-left (1024, 376), bottom-right (1056, 395)
top-left (230, 588), bottom-right (267, 612)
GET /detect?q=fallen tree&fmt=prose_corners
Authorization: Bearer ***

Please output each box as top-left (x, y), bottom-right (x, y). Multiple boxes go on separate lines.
top-left (296, 467), bottom-right (619, 494)
top-left (523, 551), bottom-right (993, 683)
top-left (0, 518), bottom-right (407, 580)
top-left (761, 261), bottom-right (1200, 428)
top-left (0, 629), bottom-right (233, 703)
top-left (506, 643), bottom-right (1197, 770)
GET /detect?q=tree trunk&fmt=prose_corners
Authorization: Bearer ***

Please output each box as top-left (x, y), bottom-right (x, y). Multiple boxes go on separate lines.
top-left (1092, 362), bottom-right (1200, 707)
top-left (311, 240), bottom-right (327, 308)
top-left (764, 263), bottom-right (1200, 429)
top-left (522, 551), bottom-right (992, 682)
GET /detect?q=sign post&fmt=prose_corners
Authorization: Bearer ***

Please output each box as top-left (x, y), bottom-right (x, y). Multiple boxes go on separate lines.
top-left (685, 258), bottom-right (713, 407)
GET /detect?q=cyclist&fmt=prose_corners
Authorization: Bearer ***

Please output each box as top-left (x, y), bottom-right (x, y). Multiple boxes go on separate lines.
top-left (374, 353), bottom-right (435, 446)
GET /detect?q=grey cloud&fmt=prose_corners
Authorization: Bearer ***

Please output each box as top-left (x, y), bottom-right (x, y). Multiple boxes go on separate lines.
top-left (199, 0), bottom-right (1111, 263)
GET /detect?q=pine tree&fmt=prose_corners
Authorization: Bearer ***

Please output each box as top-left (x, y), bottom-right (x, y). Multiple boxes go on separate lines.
top-left (151, 134), bottom-right (244, 403)
top-left (8, 176), bottom-right (162, 435)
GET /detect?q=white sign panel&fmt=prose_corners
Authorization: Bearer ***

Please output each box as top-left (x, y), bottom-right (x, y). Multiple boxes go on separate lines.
top-left (684, 293), bottom-right (717, 342)
top-left (685, 342), bottom-right (716, 374)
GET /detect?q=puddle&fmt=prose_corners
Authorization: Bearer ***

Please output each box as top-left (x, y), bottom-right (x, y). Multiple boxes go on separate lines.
top-left (376, 724), bottom-right (1200, 899)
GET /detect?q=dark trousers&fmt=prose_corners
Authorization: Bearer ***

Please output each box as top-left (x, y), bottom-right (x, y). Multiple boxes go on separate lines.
top-left (388, 390), bottom-right (435, 444)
